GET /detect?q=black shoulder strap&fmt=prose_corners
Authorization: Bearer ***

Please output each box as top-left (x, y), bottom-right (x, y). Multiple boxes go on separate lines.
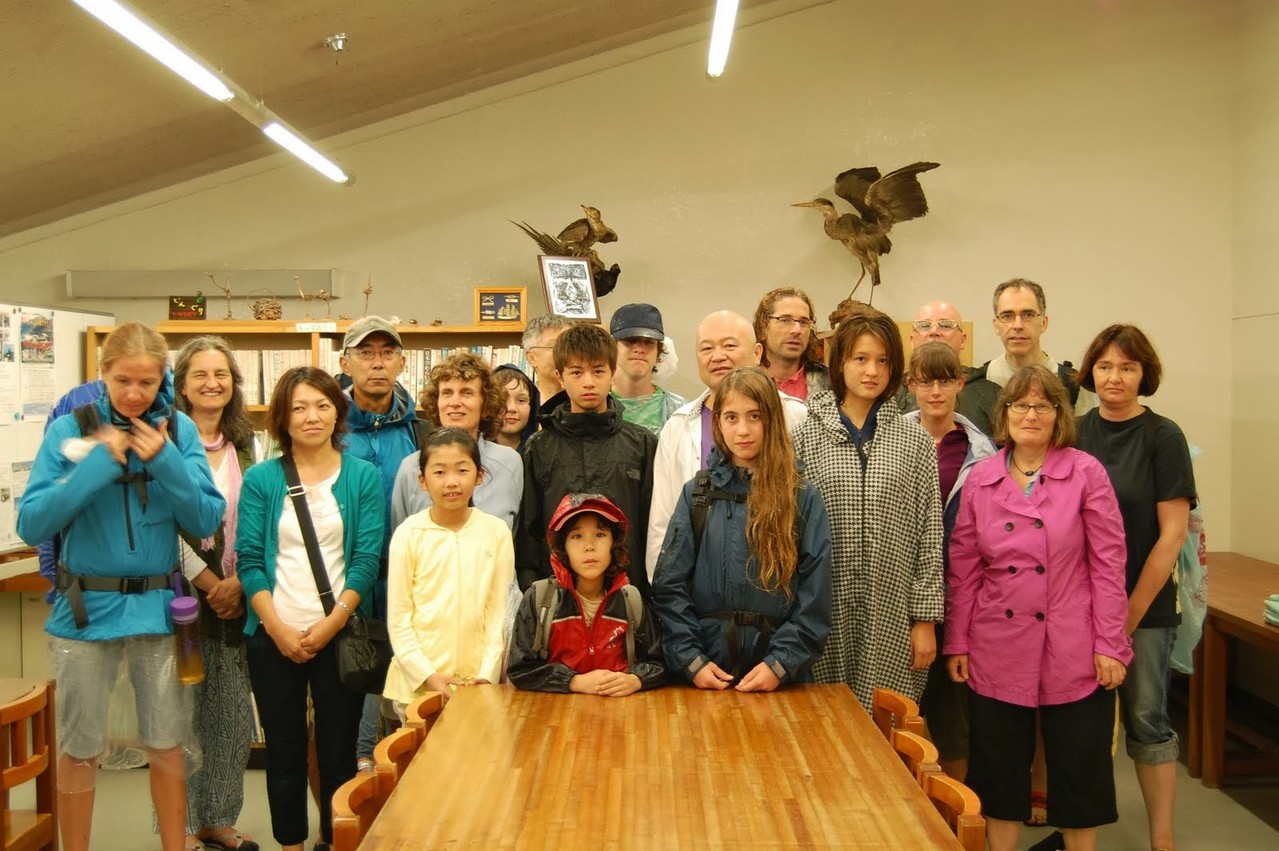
top-left (531, 578), bottom-right (560, 660)
top-left (690, 470), bottom-right (748, 562)
top-left (1057, 361), bottom-right (1080, 406)
top-left (281, 455), bottom-right (335, 616)
top-left (412, 419), bottom-right (432, 449)
top-left (620, 584), bottom-right (642, 668)
top-left (72, 403), bottom-right (101, 436)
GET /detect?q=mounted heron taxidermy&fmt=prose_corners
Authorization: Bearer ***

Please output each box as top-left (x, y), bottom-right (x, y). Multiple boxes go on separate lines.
top-left (793, 161), bottom-right (939, 303)
top-left (513, 205), bottom-right (621, 297)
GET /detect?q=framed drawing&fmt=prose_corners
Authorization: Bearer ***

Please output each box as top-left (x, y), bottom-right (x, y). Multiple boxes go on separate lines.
top-left (474, 286), bottom-right (527, 326)
top-left (537, 255), bottom-right (599, 322)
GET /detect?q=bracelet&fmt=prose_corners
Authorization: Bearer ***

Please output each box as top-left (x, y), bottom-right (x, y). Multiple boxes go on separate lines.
top-left (335, 600), bottom-right (354, 617)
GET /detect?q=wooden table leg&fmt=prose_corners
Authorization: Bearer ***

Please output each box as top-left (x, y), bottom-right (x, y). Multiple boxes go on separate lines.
top-left (1200, 616), bottom-right (1227, 788)
top-left (1187, 640), bottom-right (1203, 778)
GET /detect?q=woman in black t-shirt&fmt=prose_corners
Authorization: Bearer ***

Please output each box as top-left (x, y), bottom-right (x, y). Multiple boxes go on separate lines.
top-left (1076, 324), bottom-right (1196, 851)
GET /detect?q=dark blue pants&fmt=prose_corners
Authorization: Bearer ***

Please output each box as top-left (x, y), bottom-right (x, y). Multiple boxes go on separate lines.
top-left (246, 628), bottom-right (363, 846)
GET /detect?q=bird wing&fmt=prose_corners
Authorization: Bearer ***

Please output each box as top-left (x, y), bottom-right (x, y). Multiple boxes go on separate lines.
top-left (834, 167), bottom-right (882, 219)
top-left (557, 218), bottom-right (591, 245)
top-left (512, 220), bottom-right (567, 255)
top-left (865, 162), bottom-right (940, 226)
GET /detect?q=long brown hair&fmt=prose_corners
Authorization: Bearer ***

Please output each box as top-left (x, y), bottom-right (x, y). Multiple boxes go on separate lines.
top-left (711, 367), bottom-right (800, 599)
top-left (173, 336), bottom-right (254, 450)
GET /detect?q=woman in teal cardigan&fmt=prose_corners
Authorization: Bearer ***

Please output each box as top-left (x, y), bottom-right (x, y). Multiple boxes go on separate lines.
top-left (235, 367), bottom-right (383, 851)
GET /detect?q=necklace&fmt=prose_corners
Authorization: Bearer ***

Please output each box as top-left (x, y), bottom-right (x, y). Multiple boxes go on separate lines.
top-left (1012, 453), bottom-right (1043, 476)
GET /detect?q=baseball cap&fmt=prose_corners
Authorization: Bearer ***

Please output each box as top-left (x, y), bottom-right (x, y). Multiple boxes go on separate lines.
top-left (609, 303), bottom-right (664, 341)
top-left (342, 316), bottom-right (402, 350)
top-left (548, 493), bottom-right (629, 536)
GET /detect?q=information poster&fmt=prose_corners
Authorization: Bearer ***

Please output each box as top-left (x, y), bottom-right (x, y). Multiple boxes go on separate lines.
top-left (0, 306), bottom-right (17, 421)
top-left (19, 309), bottom-right (54, 422)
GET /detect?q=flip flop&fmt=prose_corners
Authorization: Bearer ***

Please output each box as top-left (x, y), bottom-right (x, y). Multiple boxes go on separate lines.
top-left (199, 833), bottom-right (260, 851)
top-left (1024, 790), bottom-right (1048, 826)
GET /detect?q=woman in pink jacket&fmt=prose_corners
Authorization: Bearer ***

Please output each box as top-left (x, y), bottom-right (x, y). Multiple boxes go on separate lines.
top-left (945, 365), bottom-right (1132, 851)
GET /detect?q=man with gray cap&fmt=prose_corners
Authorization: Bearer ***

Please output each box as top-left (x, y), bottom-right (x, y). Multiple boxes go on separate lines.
top-left (610, 303), bottom-right (686, 434)
top-left (339, 315), bottom-right (426, 772)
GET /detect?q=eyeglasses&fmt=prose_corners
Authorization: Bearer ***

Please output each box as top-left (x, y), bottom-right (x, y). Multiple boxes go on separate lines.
top-left (995, 310), bottom-right (1042, 325)
top-left (526, 346), bottom-right (553, 353)
top-left (911, 319), bottom-right (961, 332)
top-left (1006, 402), bottom-right (1057, 415)
top-left (908, 378), bottom-right (959, 390)
top-left (346, 347), bottom-right (402, 363)
top-left (768, 315), bottom-right (815, 330)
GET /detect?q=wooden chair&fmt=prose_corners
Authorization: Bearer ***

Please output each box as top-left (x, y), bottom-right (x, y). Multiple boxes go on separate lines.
top-left (922, 770), bottom-right (985, 851)
top-left (0, 678), bottom-right (57, 851)
top-left (871, 687), bottom-right (925, 741)
top-left (331, 769), bottom-right (385, 851)
top-left (403, 692), bottom-right (444, 747)
top-left (890, 728), bottom-right (941, 784)
top-left (371, 726), bottom-right (420, 798)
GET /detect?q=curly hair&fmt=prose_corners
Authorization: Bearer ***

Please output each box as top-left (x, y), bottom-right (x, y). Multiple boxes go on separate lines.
top-left (712, 367), bottom-right (800, 599)
top-left (550, 512), bottom-right (630, 588)
top-left (753, 287), bottom-right (823, 371)
top-left (172, 335), bottom-right (255, 451)
top-left (417, 352), bottom-right (505, 440)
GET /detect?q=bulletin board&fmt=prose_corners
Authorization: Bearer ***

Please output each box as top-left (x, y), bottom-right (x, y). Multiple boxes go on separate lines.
top-left (0, 304), bottom-right (112, 554)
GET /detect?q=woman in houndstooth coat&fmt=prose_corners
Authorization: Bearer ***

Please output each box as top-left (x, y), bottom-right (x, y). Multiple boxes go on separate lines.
top-left (792, 308), bottom-right (944, 712)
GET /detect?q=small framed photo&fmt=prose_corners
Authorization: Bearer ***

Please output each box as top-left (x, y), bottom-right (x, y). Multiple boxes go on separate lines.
top-left (537, 255), bottom-right (599, 322)
top-left (474, 287), bottom-right (527, 326)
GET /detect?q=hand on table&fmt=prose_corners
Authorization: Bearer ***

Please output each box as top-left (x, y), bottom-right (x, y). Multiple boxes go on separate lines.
top-left (692, 661), bottom-right (734, 691)
top-left (736, 663), bottom-right (781, 693)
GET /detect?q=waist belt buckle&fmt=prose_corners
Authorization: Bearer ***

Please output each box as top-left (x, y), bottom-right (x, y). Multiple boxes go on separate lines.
top-left (120, 577), bottom-right (149, 594)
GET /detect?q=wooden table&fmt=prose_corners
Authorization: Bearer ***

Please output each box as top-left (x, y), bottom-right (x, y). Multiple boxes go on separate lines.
top-left (363, 684), bottom-right (961, 849)
top-left (1186, 552), bottom-right (1279, 787)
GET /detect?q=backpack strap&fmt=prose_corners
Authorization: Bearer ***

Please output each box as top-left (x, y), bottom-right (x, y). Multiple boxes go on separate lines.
top-left (531, 578), bottom-right (560, 660)
top-left (620, 584), bottom-right (643, 668)
top-left (689, 470), bottom-right (747, 562)
top-left (1057, 361), bottom-right (1080, 407)
top-left (72, 403), bottom-right (101, 437)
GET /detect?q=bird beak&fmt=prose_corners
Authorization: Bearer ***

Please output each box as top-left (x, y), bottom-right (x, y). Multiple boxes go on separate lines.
top-left (791, 200), bottom-right (821, 208)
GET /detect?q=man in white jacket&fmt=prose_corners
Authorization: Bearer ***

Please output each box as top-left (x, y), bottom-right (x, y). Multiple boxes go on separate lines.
top-left (645, 310), bottom-right (807, 578)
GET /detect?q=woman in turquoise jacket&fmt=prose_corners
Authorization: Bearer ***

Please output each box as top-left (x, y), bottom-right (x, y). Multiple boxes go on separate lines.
top-left (18, 322), bottom-right (225, 851)
top-left (235, 366), bottom-right (383, 851)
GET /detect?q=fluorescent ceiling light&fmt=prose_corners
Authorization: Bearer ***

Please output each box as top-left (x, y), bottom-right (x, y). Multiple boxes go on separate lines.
top-left (72, 0), bottom-right (233, 102)
top-left (263, 122), bottom-right (350, 184)
top-left (707, 0), bottom-right (741, 78)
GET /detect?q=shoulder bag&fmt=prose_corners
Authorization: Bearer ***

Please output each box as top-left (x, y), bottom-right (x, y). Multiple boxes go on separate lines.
top-left (282, 455), bottom-right (392, 694)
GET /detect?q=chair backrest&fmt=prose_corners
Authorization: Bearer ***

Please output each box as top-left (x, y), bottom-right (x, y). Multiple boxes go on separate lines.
top-left (922, 771), bottom-right (985, 851)
top-left (0, 678), bottom-right (58, 851)
top-left (404, 691), bottom-right (445, 747)
top-left (331, 768), bottom-right (385, 851)
top-left (372, 726), bottom-right (420, 798)
top-left (870, 687), bottom-right (923, 741)
top-left (890, 728), bottom-right (940, 785)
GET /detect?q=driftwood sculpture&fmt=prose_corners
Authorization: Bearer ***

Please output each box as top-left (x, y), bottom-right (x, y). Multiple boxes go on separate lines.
top-left (206, 273), bottom-right (234, 319)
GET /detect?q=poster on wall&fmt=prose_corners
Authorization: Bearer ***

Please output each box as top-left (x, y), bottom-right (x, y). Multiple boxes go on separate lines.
top-left (19, 309), bottom-right (54, 421)
top-left (0, 305), bottom-right (17, 421)
top-left (0, 461), bottom-right (29, 550)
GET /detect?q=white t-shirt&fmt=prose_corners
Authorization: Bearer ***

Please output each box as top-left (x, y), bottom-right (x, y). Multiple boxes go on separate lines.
top-left (273, 470), bottom-right (347, 631)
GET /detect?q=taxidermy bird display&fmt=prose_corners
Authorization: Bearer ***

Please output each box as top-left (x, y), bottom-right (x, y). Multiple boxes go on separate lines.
top-left (793, 161), bottom-right (939, 302)
top-left (513, 205), bottom-right (621, 297)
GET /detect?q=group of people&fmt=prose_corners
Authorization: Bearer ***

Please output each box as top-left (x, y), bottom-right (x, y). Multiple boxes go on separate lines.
top-left (18, 276), bottom-right (1195, 851)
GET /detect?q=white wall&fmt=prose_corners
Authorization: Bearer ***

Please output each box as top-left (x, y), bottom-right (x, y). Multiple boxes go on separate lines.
top-left (0, 0), bottom-right (1241, 547)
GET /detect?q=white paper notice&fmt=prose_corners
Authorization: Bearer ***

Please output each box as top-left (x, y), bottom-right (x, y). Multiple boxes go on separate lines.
top-left (0, 306), bottom-right (17, 422)
top-left (19, 309), bottom-right (54, 422)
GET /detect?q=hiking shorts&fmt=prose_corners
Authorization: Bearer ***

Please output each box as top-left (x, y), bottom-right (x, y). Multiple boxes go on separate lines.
top-left (50, 633), bottom-right (187, 760)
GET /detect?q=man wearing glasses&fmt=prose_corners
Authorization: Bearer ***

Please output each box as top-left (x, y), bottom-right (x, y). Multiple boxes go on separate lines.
top-left (522, 314), bottom-right (576, 405)
top-left (339, 315), bottom-right (426, 773)
top-left (752, 287), bottom-right (830, 401)
top-left (962, 279), bottom-right (1096, 438)
top-left (898, 300), bottom-right (976, 416)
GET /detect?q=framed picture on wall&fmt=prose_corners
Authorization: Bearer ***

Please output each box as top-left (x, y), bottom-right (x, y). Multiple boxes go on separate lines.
top-left (537, 256), bottom-right (599, 322)
top-left (474, 287), bottom-right (527, 326)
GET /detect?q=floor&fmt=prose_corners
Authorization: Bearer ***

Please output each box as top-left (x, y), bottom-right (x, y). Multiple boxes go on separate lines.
top-left (9, 745), bottom-right (1275, 850)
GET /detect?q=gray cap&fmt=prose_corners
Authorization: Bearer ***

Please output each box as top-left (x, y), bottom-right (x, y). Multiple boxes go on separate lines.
top-left (342, 316), bottom-right (402, 349)
top-left (609, 303), bottom-right (664, 341)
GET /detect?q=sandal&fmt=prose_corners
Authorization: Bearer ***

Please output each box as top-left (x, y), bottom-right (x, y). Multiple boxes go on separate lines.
top-left (199, 831), bottom-right (260, 851)
top-left (1025, 790), bottom-right (1048, 826)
